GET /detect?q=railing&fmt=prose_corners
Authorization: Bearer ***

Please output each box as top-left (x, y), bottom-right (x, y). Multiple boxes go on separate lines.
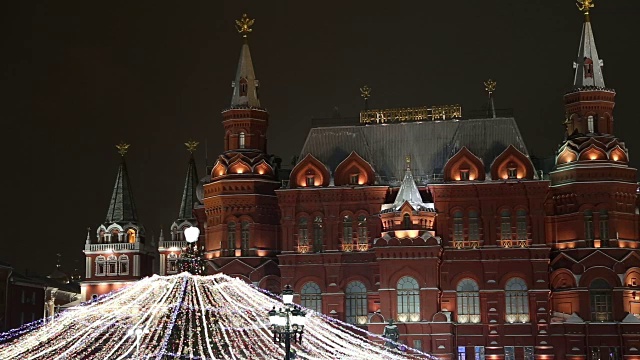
top-left (500, 240), bottom-right (529, 248)
top-left (85, 243), bottom-right (139, 252)
top-left (159, 241), bottom-right (188, 250)
top-left (453, 241), bottom-right (480, 249)
top-left (505, 313), bottom-right (530, 323)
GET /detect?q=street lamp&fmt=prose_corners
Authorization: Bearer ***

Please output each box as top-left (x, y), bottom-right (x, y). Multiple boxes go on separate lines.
top-left (184, 226), bottom-right (200, 243)
top-left (268, 285), bottom-right (307, 360)
top-left (127, 326), bottom-right (149, 358)
top-left (178, 226), bottom-right (206, 275)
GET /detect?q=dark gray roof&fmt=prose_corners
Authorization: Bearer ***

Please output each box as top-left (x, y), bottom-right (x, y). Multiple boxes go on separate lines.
top-left (299, 117), bottom-right (529, 183)
top-left (105, 158), bottom-right (138, 223)
top-left (177, 154), bottom-right (199, 222)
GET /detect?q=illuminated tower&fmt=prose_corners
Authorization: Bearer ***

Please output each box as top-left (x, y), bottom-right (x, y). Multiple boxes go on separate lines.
top-left (203, 14), bottom-right (281, 291)
top-left (81, 143), bottom-right (156, 301)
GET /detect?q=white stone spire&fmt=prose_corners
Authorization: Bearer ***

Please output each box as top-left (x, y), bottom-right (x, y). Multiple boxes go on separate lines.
top-left (573, 11), bottom-right (605, 88)
top-left (387, 156), bottom-right (434, 212)
top-left (230, 14), bottom-right (261, 108)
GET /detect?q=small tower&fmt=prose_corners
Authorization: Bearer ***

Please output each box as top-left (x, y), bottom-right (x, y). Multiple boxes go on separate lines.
top-left (80, 143), bottom-right (156, 301)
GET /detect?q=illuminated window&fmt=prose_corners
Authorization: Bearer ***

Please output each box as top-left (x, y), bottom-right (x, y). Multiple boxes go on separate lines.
top-left (167, 253), bottom-right (178, 274)
top-left (118, 255), bottom-right (129, 275)
top-left (300, 282), bottom-right (322, 313)
top-left (453, 211), bottom-right (464, 242)
top-left (500, 210), bottom-right (512, 241)
top-left (588, 115), bottom-right (595, 133)
top-left (457, 279), bottom-right (480, 323)
top-left (345, 281), bottom-right (367, 325)
top-left (524, 346), bottom-right (534, 360)
top-left (599, 210), bottom-right (609, 246)
top-left (585, 210), bottom-right (594, 246)
top-left (357, 215), bottom-right (368, 250)
top-left (474, 346), bottom-right (485, 360)
top-left (468, 211), bottom-right (479, 242)
top-left (107, 255), bottom-right (117, 276)
top-left (313, 216), bottom-right (323, 252)
top-left (95, 256), bottom-right (106, 276)
top-left (507, 162), bottom-right (517, 179)
top-left (516, 210), bottom-right (528, 241)
top-left (590, 279), bottom-right (612, 322)
top-left (459, 169), bottom-right (469, 181)
top-left (342, 216), bottom-right (353, 250)
top-left (457, 347), bottom-right (466, 360)
top-left (298, 217), bottom-right (309, 252)
top-left (306, 175), bottom-right (315, 186)
top-left (227, 222), bottom-right (236, 252)
top-left (127, 229), bottom-right (136, 244)
top-left (397, 276), bottom-right (420, 322)
top-left (505, 278), bottom-right (529, 323)
top-left (350, 173), bottom-right (359, 185)
top-left (241, 221), bottom-right (250, 255)
top-left (238, 132), bottom-right (245, 149)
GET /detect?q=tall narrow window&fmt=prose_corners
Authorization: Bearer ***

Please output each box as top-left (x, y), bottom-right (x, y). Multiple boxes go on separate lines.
top-left (397, 276), bottom-right (420, 322)
top-left (587, 115), bottom-right (595, 133)
top-left (468, 211), bottom-right (479, 242)
top-left (504, 346), bottom-right (515, 360)
top-left (239, 77), bottom-right (248, 96)
top-left (306, 175), bottom-right (315, 186)
top-left (350, 173), bottom-right (359, 185)
top-left (457, 279), bottom-right (480, 323)
top-left (241, 221), bottom-right (250, 255)
top-left (585, 210), bottom-right (594, 246)
top-left (516, 209), bottom-right (528, 242)
top-left (505, 277), bottom-right (529, 323)
top-left (474, 346), bottom-right (485, 360)
top-left (507, 162), bottom-right (517, 179)
top-left (345, 281), bottom-right (367, 325)
top-left (599, 210), bottom-right (609, 246)
top-left (459, 169), bottom-right (469, 181)
top-left (584, 57), bottom-right (594, 77)
top-left (118, 255), bottom-right (129, 275)
top-left (524, 346), bottom-right (534, 360)
top-left (300, 282), bottom-right (322, 313)
top-left (298, 217), bottom-right (309, 253)
top-left (457, 347), bottom-right (466, 360)
top-left (227, 222), bottom-right (236, 252)
top-left (313, 216), bottom-right (323, 252)
top-left (127, 229), bottom-right (136, 244)
top-left (167, 253), bottom-right (178, 274)
top-left (357, 215), bottom-right (368, 250)
top-left (453, 211), bottom-right (464, 242)
top-left (107, 255), bottom-right (117, 276)
top-left (238, 132), bottom-right (245, 149)
top-left (96, 256), bottom-right (106, 276)
top-left (590, 278), bottom-right (612, 322)
top-left (403, 213), bottom-right (411, 229)
top-left (342, 216), bottom-right (353, 251)
top-left (500, 210), bottom-right (512, 243)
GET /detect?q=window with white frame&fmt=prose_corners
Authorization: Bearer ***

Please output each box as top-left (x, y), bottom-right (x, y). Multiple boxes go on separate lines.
top-left (106, 255), bottom-right (117, 276)
top-left (300, 282), bottom-right (322, 313)
top-left (345, 281), bottom-right (367, 325)
top-left (95, 256), bottom-right (106, 276)
top-left (397, 276), bottom-right (420, 322)
top-left (118, 255), bottom-right (129, 275)
top-left (167, 253), bottom-right (178, 274)
top-left (587, 115), bottom-right (595, 133)
top-left (457, 278), bottom-right (480, 323)
top-left (505, 277), bottom-right (529, 323)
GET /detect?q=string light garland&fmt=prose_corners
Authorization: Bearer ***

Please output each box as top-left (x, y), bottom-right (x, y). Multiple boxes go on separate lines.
top-left (0, 273), bottom-right (434, 359)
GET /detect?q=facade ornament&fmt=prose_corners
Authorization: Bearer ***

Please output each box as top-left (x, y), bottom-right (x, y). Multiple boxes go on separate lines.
top-left (185, 140), bottom-right (199, 153)
top-left (484, 78), bottom-right (497, 95)
top-left (360, 85), bottom-right (371, 100)
top-left (576, 0), bottom-right (594, 19)
top-left (116, 142), bottom-right (130, 156)
top-left (235, 14), bottom-right (255, 38)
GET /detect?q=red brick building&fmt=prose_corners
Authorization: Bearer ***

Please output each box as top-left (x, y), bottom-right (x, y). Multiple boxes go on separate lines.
top-left (81, 9), bottom-right (640, 360)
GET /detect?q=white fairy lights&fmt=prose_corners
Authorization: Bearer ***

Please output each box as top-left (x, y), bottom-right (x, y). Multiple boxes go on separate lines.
top-left (0, 273), bottom-right (432, 359)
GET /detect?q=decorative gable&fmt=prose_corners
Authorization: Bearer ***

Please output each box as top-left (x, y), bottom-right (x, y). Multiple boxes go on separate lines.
top-left (289, 154), bottom-right (331, 188)
top-left (491, 145), bottom-right (535, 180)
top-left (443, 147), bottom-right (485, 182)
top-left (333, 151), bottom-right (376, 186)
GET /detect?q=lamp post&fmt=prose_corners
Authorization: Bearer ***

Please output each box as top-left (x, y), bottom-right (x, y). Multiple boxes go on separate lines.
top-left (268, 285), bottom-right (307, 360)
top-left (127, 326), bottom-right (149, 359)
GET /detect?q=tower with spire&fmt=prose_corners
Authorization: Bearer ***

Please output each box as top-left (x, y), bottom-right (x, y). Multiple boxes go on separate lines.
top-left (202, 14), bottom-right (281, 290)
top-left (80, 143), bottom-right (157, 301)
top-left (546, 1), bottom-right (640, 355)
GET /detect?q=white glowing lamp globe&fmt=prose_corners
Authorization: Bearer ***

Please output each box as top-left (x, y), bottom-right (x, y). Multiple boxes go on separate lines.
top-left (184, 226), bottom-right (200, 243)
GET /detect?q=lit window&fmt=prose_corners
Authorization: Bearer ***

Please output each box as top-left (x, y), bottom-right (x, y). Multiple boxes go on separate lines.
top-left (238, 132), bottom-right (245, 149)
top-left (505, 278), bottom-right (529, 323)
top-left (587, 115), bottom-right (595, 133)
top-left (345, 281), bottom-right (367, 325)
top-left (357, 215), bottom-right (368, 250)
top-left (397, 276), bottom-right (420, 322)
top-left (300, 282), bottom-right (322, 313)
top-left (127, 229), bottom-right (136, 244)
top-left (350, 173), bottom-right (359, 185)
top-left (457, 279), bottom-right (480, 323)
top-left (457, 347), bottom-right (466, 360)
top-left (474, 346), bottom-right (485, 360)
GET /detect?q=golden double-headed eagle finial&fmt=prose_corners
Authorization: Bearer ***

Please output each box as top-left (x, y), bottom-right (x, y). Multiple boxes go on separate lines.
top-left (185, 140), bottom-right (199, 153)
top-left (576, 0), bottom-right (594, 18)
top-left (484, 79), bottom-right (497, 94)
top-left (116, 142), bottom-right (130, 156)
top-left (360, 85), bottom-right (372, 100)
top-left (236, 14), bottom-right (255, 38)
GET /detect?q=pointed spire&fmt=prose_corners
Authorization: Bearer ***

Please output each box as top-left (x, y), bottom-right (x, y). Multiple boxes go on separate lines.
top-left (392, 156), bottom-right (428, 210)
top-left (573, 0), bottom-right (605, 88)
top-left (177, 141), bottom-right (200, 221)
top-left (159, 227), bottom-right (165, 242)
top-left (484, 79), bottom-right (497, 118)
top-left (230, 14), bottom-right (261, 108)
top-left (105, 142), bottom-right (138, 223)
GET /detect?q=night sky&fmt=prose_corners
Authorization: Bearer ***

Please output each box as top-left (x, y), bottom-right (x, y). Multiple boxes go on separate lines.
top-left (3, 1), bottom-right (639, 276)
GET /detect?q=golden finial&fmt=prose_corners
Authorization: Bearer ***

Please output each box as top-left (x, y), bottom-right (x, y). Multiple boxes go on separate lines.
top-left (185, 140), bottom-right (199, 153)
top-left (576, 0), bottom-right (594, 19)
top-left (484, 79), bottom-right (497, 95)
top-left (235, 14), bottom-right (255, 38)
top-left (360, 85), bottom-right (372, 100)
top-left (405, 155), bottom-right (411, 170)
top-left (116, 142), bottom-right (130, 156)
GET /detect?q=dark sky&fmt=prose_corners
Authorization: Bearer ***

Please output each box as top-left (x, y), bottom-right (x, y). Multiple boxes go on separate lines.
top-left (3, 1), bottom-right (639, 276)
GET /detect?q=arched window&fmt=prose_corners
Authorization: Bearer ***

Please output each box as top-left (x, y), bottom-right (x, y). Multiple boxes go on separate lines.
top-left (313, 216), bottom-right (323, 252)
top-left (241, 221), bottom-right (250, 255)
top-left (468, 210), bottom-right (479, 242)
top-left (106, 255), bottom-right (117, 276)
top-left (457, 279), bottom-right (480, 323)
top-left (516, 210), bottom-right (528, 242)
top-left (98, 230), bottom-right (105, 244)
top-left (300, 282), bottom-right (322, 313)
top-left (587, 115), bottom-right (595, 133)
top-left (167, 253), bottom-right (178, 274)
top-left (590, 278), bottom-right (612, 321)
top-left (298, 217), bottom-right (309, 253)
top-left (118, 255), bottom-right (129, 275)
top-left (110, 230), bottom-right (119, 243)
top-left (95, 256), bottom-right (106, 276)
top-left (584, 210), bottom-right (594, 246)
top-left (500, 210), bottom-right (512, 243)
top-left (505, 278), bottom-right (529, 323)
top-left (342, 216), bottom-right (353, 251)
top-left (599, 210), bottom-right (609, 246)
top-left (345, 281), bottom-right (367, 325)
top-left (239, 77), bottom-right (248, 96)
top-left (357, 215), bottom-right (368, 251)
top-left (127, 229), bottom-right (136, 244)
top-left (227, 222), bottom-right (236, 253)
top-left (403, 213), bottom-right (411, 229)
top-left (239, 132), bottom-right (245, 149)
top-left (397, 276), bottom-right (420, 322)
top-left (453, 211), bottom-right (464, 242)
